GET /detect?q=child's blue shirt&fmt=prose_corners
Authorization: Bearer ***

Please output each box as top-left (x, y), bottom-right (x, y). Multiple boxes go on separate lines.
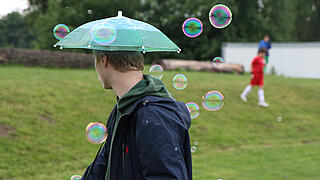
top-left (258, 40), bottom-right (271, 56)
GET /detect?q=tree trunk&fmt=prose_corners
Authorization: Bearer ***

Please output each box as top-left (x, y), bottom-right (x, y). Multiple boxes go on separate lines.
top-left (155, 59), bottom-right (244, 74)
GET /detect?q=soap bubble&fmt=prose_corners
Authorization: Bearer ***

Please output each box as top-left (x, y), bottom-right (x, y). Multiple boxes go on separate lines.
top-left (53, 24), bottom-right (70, 40)
top-left (186, 102), bottom-right (200, 119)
top-left (182, 18), bottom-right (203, 38)
top-left (277, 117), bottom-right (282, 122)
top-left (70, 175), bottom-right (81, 180)
top-left (90, 22), bottom-right (117, 45)
top-left (191, 146), bottom-right (197, 152)
top-left (212, 57), bottom-right (225, 68)
top-left (202, 91), bottom-right (224, 111)
top-left (149, 65), bottom-right (164, 79)
top-left (172, 74), bottom-right (188, 90)
top-left (88, 9), bottom-right (92, 14)
top-left (86, 122), bottom-right (108, 144)
top-left (209, 4), bottom-right (232, 28)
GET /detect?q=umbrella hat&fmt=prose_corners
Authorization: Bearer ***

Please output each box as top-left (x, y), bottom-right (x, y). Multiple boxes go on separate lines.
top-left (54, 11), bottom-right (181, 53)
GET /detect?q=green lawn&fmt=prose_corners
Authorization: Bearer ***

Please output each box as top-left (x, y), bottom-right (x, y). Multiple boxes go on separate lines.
top-left (0, 66), bottom-right (319, 180)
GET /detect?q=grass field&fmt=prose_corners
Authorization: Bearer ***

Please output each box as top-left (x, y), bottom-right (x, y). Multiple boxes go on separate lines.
top-left (0, 65), bottom-right (320, 180)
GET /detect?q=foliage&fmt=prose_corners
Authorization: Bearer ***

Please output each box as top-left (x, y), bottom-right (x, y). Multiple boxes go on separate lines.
top-left (0, 12), bottom-right (33, 48)
top-left (0, 0), bottom-right (320, 62)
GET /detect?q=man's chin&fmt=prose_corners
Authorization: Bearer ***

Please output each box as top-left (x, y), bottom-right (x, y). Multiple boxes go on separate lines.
top-left (103, 84), bottom-right (112, 89)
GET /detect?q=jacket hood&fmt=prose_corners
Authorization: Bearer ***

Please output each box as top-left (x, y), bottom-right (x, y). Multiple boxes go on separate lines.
top-left (117, 74), bottom-right (174, 116)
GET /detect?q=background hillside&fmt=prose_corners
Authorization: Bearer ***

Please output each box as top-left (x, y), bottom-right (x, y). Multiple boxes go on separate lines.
top-left (1, 66), bottom-right (319, 180)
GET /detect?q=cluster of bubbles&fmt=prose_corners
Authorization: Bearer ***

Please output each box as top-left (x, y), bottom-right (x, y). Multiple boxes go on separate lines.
top-left (149, 65), bottom-right (224, 117)
top-left (70, 175), bottom-right (81, 180)
top-left (185, 91), bottom-right (224, 120)
top-left (58, 5), bottom-right (231, 178)
top-left (86, 122), bottom-right (108, 144)
top-left (148, 65), bottom-right (224, 120)
top-left (181, 4), bottom-right (232, 38)
top-left (149, 65), bottom-right (189, 91)
top-left (53, 24), bottom-right (70, 40)
top-left (181, 4), bottom-right (231, 69)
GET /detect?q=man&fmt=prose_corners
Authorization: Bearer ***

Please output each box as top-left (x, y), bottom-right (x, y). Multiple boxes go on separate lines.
top-left (258, 35), bottom-right (271, 73)
top-left (81, 50), bottom-right (192, 180)
top-left (240, 48), bottom-right (269, 107)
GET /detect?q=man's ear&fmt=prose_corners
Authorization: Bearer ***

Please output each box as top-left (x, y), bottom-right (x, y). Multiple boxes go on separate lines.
top-left (101, 55), bottom-right (108, 68)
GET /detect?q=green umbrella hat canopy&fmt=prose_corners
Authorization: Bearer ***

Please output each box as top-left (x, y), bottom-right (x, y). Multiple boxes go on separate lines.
top-left (54, 11), bottom-right (181, 53)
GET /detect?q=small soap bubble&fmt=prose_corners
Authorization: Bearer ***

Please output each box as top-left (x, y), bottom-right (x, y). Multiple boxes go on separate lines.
top-left (191, 146), bottom-right (197, 152)
top-left (86, 122), bottom-right (108, 144)
top-left (70, 175), bottom-right (81, 180)
top-left (149, 65), bottom-right (164, 79)
top-left (277, 117), bottom-right (282, 122)
top-left (194, 141), bottom-right (198, 146)
top-left (182, 18), bottom-right (203, 38)
top-left (172, 74), bottom-right (188, 90)
top-left (53, 24), bottom-right (70, 40)
top-left (90, 22), bottom-right (117, 45)
top-left (186, 102), bottom-right (200, 119)
top-left (202, 91), bottom-right (224, 111)
top-left (88, 9), bottom-right (92, 14)
top-left (212, 57), bottom-right (225, 68)
top-left (218, 178), bottom-right (223, 180)
top-left (209, 4), bottom-right (232, 29)
top-left (174, 147), bottom-right (178, 151)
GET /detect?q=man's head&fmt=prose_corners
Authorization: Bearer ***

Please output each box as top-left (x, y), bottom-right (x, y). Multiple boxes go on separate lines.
top-left (263, 35), bottom-right (270, 42)
top-left (93, 50), bottom-right (144, 89)
top-left (258, 47), bottom-right (267, 58)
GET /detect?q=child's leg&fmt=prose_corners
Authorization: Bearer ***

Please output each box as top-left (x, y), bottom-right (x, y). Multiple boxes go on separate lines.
top-left (258, 86), bottom-right (269, 107)
top-left (258, 86), bottom-right (265, 102)
top-left (241, 85), bottom-right (252, 102)
top-left (242, 85), bottom-right (252, 97)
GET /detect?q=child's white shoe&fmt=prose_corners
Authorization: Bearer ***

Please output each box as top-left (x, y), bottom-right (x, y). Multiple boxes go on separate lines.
top-left (258, 101), bottom-right (269, 107)
top-left (240, 94), bottom-right (247, 102)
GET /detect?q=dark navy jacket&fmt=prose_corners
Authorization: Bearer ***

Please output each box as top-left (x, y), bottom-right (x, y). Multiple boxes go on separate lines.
top-left (81, 96), bottom-right (192, 180)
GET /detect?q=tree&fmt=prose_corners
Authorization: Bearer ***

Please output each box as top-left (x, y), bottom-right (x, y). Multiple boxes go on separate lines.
top-left (0, 12), bottom-right (33, 48)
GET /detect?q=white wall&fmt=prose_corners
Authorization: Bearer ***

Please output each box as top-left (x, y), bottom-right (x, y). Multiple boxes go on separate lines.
top-left (222, 42), bottom-right (320, 79)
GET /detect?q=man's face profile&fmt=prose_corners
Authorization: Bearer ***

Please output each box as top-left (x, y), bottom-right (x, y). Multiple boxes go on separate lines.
top-left (94, 55), bottom-right (112, 89)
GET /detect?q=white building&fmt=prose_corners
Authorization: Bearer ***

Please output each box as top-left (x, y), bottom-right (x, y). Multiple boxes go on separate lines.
top-left (222, 42), bottom-right (320, 79)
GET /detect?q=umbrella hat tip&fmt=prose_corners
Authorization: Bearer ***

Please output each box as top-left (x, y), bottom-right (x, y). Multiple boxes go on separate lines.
top-left (118, 11), bottom-right (123, 17)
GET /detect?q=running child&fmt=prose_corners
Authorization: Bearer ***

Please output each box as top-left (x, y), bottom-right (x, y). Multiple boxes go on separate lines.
top-left (240, 47), bottom-right (269, 107)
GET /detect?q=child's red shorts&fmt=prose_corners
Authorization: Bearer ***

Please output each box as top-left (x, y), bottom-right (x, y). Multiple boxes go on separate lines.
top-left (250, 73), bottom-right (264, 86)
